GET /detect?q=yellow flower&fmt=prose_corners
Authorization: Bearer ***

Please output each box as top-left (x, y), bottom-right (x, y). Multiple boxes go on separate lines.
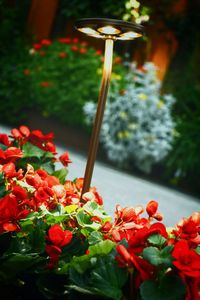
top-left (138, 93), bottom-right (148, 100)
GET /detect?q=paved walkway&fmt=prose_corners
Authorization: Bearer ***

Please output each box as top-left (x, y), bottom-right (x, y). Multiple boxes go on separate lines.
top-left (1, 125), bottom-right (199, 226)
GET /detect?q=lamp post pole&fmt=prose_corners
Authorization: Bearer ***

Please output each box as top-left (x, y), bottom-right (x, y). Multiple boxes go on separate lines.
top-left (75, 18), bottom-right (143, 199)
top-left (81, 39), bottom-right (114, 196)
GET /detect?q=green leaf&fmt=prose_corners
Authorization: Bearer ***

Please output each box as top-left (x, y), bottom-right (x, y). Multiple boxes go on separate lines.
top-left (83, 201), bottom-right (111, 221)
top-left (22, 142), bottom-right (53, 159)
top-left (64, 204), bottom-right (78, 214)
top-left (143, 246), bottom-right (173, 267)
top-left (0, 253), bottom-right (44, 282)
top-left (88, 240), bottom-right (115, 256)
top-left (0, 143), bottom-right (7, 151)
top-left (88, 231), bottom-right (103, 245)
top-left (76, 209), bottom-right (91, 226)
top-left (0, 172), bottom-right (6, 197)
top-left (195, 246), bottom-right (200, 255)
top-left (148, 234), bottom-right (167, 246)
top-left (52, 168), bottom-right (68, 184)
top-left (76, 210), bottom-right (101, 230)
top-left (90, 258), bottom-right (127, 300)
top-left (69, 256), bottom-right (127, 300)
top-left (140, 275), bottom-right (187, 300)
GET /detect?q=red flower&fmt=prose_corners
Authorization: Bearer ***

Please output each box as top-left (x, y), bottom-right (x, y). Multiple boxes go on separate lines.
top-left (146, 200), bottom-right (163, 221)
top-left (71, 45), bottom-right (78, 52)
top-left (41, 39), bottom-right (51, 46)
top-left (96, 50), bottom-right (102, 55)
top-left (34, 186), bottom-right (54, 206)
top-left (101, 221), bottom-right (113, 232)
top-left (0, 133), bottom-right (11, 146)
top-left (91, 216), bottom-right (101, 223)
top-left (75, 178), bottom-right (84, 190)
top-left (0, 194), bottom-right (29, 233)
top-left (116, 244), bottom-right (155, 281)
top-left (28, 130), bottom-right (56, 153)
top-left (146, 200), bottom-right (158, 217)
top-left (11, 126), bottom-right (30, 146)
top-left (47, 224), bottom-right (72, 247)
top-left (72, 37), bottom-right (79, 43)
top-left (58, 52), bottom-right (67, 58)
top-left (12, 185), bottom-right (27, 200)
top-left (19, 125), bottom-right (30, 137)
top-left (2, 162), bottom-right (19, 178)
top-left (40, 81), bottom-right (50, 88)
top-left (173, 215), bottom-right (200, 247)
top-left (45, 244), bottom-right (62, 269)
top-left (0, 147), bottom-right (23, 164)
top-left (59, 151), bottom-right (72, 166)
top-left (33, 43), bottom-right (42, 50)
top-left (172, 240), bottom-right (200, 277)
top-left (79, 48), bottom-right (87, 54)
top-left (46, 175), bottom-right (60, 187)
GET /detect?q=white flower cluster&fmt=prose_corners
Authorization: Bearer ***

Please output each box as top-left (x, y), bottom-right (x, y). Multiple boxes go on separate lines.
top-left (83, 62), bottom-right (176, 173)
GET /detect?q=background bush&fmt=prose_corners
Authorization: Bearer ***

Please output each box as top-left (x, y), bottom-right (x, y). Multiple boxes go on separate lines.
top-left (0, 0), bottom-right (32, 124)
top-left (84, 62), bottom-right (176, 173)
top-left (23, 38), bottom-right (127, 127)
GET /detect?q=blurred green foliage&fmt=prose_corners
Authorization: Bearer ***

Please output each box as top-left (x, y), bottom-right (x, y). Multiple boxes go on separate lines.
top-left (0, 0), bottom-right (32, 124)
top-left (163, 0), bottom-right (200, 194)
top-left (5, 38), bottom-right (127, 128)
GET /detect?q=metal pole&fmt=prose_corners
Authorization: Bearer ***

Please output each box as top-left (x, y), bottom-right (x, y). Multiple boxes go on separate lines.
top-left (81, 39), bottom-right (114, 197)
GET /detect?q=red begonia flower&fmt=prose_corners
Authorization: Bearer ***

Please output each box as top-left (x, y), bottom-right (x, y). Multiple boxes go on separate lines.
top-left (11, 128), bottom-right (22, 139)
top-left (33, 43), bottom-right (42, 50)
top-left (19, 125), bottom-right (30, 137)
top-left (2, 162), bottom-right (17, 178)
top-left (59, 151), bottom-right (72, 166)
top-left (72, 37), bottom-right (79, 43)
top-left (12, 185), bottom-right (27, 200)
top-left (3, 147), bottom-right (23, 163)
top-left (47, 224), bottom-right (72, 247)
top-left (41, 39), bottom-right (51, 46)
top-left (101, 221), bottom-right (113, 232)
top-left (172, 239), bottom-right (200, 277)
top-left (116, 244), bottom-right (154, 280)
top-left (0, 194), bottom-right (29, 233)
top-left (0, 133), bottom-right (11, 146)
top-left (146, 200), bottom-right (158, 217)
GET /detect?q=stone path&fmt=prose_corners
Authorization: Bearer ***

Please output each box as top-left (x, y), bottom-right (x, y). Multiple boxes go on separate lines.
top-left (1, 125), bottom-right (199, 226)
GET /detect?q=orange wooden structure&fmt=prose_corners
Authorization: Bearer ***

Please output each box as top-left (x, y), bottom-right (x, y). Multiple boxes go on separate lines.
top-left (27, 0), bottom-right (59, 40)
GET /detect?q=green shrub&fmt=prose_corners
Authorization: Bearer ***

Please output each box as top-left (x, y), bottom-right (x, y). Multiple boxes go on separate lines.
top-left (24, 38), bottom-right (127, 127)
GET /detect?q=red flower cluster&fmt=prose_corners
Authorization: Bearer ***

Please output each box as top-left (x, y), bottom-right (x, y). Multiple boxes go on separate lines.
top-left (0, 126), bottom-right (199, 299)
top-left (11, 125), bottom-right (56, 153)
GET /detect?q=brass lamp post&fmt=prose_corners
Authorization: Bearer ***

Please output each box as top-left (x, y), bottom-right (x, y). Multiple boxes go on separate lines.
top-left (75, 18), bottom-right (144, 197)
